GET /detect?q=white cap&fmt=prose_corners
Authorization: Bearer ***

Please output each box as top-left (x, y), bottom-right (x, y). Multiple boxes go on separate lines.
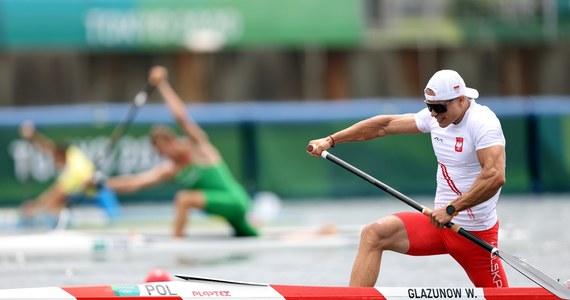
top-left (424, 70), bottom-right (479, 101)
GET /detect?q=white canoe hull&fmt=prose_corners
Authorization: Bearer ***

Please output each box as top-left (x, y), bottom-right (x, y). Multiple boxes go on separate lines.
top-left (0, 275), bottom-right (563, 299)
top-left (0, 229), bottom-right (357, 260)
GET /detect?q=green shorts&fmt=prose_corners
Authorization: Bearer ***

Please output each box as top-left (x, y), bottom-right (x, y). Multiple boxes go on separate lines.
top-left (203, 190), bottom-right (259, 237)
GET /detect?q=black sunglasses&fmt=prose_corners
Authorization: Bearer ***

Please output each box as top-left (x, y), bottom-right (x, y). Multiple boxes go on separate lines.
top-left (424, 98), bottom-right (459, 114)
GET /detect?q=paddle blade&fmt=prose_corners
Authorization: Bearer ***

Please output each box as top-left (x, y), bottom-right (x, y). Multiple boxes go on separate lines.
top-left (497, 250), bottom-right (570, 299)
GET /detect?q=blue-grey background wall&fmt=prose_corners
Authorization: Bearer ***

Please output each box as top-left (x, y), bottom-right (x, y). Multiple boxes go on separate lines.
top-left (2, 98), bottom-right (569, 205)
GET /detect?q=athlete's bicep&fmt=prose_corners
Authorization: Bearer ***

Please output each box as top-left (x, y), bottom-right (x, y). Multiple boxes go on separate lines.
top-left (384, 114), bottom-right (422, 135)
top-left (476, 145), bottom-right (506, 179)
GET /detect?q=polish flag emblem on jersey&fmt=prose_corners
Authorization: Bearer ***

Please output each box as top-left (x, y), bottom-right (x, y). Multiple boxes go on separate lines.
top-left (455, 137), bottom-right (464, 152)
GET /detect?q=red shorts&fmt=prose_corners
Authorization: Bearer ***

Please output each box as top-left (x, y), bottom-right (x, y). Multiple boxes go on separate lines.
top-left (395, 212), bottom-right (509, 288)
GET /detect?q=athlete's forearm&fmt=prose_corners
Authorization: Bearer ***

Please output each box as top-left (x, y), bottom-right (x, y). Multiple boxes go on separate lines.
top-left (156, 81), bottom-right (187, 123)
top-left (453, 168), bottom-right (505, 212)
top-left (452, 146), bottom-right (506, 212)
top-left (156, 80), bottom-right (209, 144)
top-left (106, 165), bottom-right (173, 194)
top-left (27, 131), bottom-right (56, 154)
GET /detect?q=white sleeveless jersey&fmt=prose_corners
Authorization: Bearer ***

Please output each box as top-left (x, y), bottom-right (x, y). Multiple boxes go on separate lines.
top-left (414, 100), bottom-right (506, 231)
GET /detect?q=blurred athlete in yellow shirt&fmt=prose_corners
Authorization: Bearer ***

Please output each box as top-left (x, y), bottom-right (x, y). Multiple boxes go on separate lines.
top-left (19, 121), bottom-right (120, 228)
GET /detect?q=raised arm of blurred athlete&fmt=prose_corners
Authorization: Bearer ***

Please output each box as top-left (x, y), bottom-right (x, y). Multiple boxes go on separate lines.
top-left (148, 66), bottom-right (221, 165)
top-left (107, 66), bottom-right (222, 193)
top-left (20, 121), bottom-right (57, 155)
top-left (19, 121), bottom-right (71, 215)
top-left (306, 114), bottom-right (421, 157)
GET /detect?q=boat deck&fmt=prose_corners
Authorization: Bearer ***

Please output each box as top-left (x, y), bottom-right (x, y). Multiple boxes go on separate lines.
top-left (0, 281), bottom-right (563, 299)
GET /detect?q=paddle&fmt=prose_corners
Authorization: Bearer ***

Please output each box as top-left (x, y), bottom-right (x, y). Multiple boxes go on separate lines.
top-left (315, 149), bottom-right (570, 299)
top-left (96, 83), bottom-right (155, 170)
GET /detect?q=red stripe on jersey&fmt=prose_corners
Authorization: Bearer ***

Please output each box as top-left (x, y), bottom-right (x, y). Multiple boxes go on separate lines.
top-left (439, 163), bottom-right (462, 196)
top-left (466, 208), bottom-right (476, 219)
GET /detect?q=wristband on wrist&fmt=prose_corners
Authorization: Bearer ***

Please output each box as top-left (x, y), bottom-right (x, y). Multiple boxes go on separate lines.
top-left (328, 135), bottom-right (335, 148)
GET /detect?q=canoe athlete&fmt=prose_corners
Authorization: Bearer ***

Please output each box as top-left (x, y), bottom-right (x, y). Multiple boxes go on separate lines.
top-left (307, 69), bottom-right (509, 288)
top-left (106, 66), bottom-right (259, 238)
top-left (19, 121), bottom-right (120, 228)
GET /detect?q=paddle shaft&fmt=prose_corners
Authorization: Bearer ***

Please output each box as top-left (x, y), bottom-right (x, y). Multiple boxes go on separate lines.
top-left (97, 83), bottom-right (155, 169)
top-left (320, 150), bottom-right (496, 254)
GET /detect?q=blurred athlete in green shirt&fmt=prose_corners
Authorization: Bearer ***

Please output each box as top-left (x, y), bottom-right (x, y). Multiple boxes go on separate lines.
top-left (107, 66), bottom-right (258, 238)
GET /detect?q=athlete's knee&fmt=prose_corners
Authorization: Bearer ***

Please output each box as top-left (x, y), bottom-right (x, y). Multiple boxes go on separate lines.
top-left (359, 218), bottom-right (401, 251)
top-left (174, 190), bottom-right (202, 209)
top-left (174, 191), bottom-right (190, 209)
